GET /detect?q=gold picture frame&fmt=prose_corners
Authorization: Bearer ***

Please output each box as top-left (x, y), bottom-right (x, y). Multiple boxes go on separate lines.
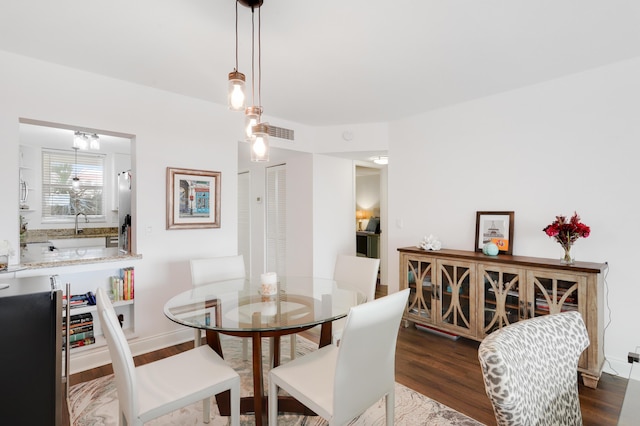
top-left (166, 167), bottom-right (221, 229)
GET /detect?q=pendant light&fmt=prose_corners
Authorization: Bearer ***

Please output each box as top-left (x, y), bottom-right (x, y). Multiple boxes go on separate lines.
top-left (73, 131), bottom-right (88, 150)
top-left (251, 122), bottom-right (270, 162)
top-left (71, 147), bottom-right (80, 190)
top-left (73, 131), bottom-right (100, 150)
top-left (245, 1), bottom-right (269, 161)
top-left (245, 105), bottom-right (262, 140)
top-left (89, 133), bottom-right (100, 150)
top-left (227, 1), bottom-right (246, 111)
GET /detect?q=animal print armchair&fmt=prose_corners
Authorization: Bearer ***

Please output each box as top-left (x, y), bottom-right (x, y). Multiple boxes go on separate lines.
top-left (478, 311), bottom-right (589, 426)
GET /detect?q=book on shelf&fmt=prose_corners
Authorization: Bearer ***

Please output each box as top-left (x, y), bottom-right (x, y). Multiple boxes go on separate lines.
top-left (111, 267), bottom-right (135, 301)
top-left (535, 298), bottom-right (578, 312)
top-left (63, 294), bottom-right (88, 307)
top-left (66, 336), bottom-right (96, 349)
top-left (66, 323), bottom-right (94, 335)
top-left (64, 330), bottom-right (95, 344)
top-left (63, 312), bottom-right (93, 326)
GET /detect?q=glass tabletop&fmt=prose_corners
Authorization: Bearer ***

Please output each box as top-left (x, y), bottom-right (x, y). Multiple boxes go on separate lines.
top-left (164, 276), bottom-right (366, 333)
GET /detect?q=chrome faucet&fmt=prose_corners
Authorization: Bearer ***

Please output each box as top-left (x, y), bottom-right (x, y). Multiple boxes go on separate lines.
top-left (75, 212), bottom-right (88, 235)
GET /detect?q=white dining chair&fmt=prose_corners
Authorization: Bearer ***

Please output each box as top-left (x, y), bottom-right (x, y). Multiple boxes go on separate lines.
top-left (190, 255), bottom-right (248, 357)
top-left (96, 287), bottom-right (240, 425)
top-left (268, 288), bottom-right (409, 425)
top-left (331, 254), bottom-right (380, 344)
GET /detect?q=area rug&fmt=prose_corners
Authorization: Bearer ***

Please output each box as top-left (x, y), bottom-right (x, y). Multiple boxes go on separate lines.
top-left (69, 336), bottom-right (483, 425)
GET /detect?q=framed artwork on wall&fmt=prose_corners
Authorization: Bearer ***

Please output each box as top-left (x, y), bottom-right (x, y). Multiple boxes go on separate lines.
top-left (166, 167), bottom-right (221, 229)
top-left (475, 211), bottom-right (514, 255)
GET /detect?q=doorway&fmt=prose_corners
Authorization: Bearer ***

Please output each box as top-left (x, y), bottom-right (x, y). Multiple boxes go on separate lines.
top-left (355, 164), bottom-right (386, 286)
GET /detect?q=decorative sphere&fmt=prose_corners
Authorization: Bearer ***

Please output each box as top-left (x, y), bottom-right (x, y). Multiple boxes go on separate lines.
top-left (483, 242), bottom-right (499, 256)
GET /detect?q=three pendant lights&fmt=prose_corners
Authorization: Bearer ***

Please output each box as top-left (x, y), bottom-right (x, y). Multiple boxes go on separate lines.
top-left (227, 0), bottom-right (270, 162)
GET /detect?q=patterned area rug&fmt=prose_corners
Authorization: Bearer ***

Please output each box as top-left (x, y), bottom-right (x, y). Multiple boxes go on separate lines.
top-left (69, 336), bottom-right (484, 425)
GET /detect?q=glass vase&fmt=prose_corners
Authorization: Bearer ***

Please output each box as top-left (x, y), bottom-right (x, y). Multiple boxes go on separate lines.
top-left (561, 245), bottom-right (574, 265)
top-left (0, 255), bottom-right (8, 271)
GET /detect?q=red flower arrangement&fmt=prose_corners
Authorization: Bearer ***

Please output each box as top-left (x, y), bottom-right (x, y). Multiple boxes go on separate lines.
top-left (542, 212), bottom-right (590, 263)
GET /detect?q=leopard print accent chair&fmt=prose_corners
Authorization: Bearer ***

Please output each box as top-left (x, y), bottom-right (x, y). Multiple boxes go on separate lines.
top-left (478, 311), bottom-right (589, 426)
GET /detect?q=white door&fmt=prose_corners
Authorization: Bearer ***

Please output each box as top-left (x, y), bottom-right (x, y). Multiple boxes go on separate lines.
top-left (238, 171), bottom-right (251, 276)
top-left (266, 164), bottom-right (286, 276)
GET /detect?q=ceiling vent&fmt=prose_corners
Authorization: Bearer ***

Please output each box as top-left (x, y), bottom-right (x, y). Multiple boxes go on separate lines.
top-left (268, 125), bottom-right (295, 141)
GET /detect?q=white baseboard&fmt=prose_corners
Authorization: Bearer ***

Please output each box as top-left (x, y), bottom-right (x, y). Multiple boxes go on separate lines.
top-left (603, 355), bottom-right (633, 379)
top-left (69, 328), bottom-right (193, 375)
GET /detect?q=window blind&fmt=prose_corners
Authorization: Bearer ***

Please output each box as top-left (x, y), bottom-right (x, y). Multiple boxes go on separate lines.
top-left (41, 149), bottom-right (106, 220)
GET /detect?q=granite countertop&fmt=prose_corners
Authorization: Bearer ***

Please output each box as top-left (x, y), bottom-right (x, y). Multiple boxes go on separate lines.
top-left (16, 227), bottom-right (138, 270)
top-left (19, 247), bottom-right (142, 269)
top-left (23, 227), bottom-right (118, 244)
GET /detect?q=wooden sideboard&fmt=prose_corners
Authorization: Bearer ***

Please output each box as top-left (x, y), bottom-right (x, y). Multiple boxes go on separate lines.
top-left (398, 246), bottom-right (607, 388)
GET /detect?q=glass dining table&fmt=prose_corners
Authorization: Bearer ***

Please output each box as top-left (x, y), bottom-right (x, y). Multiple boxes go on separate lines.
top-left (163, 276), bottom-right (366, 426)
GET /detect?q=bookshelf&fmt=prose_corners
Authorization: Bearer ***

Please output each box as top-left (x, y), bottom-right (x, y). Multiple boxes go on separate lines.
top-left (59, 266), bottom-right (136, 355)
top-left (398, 247), bottom-right (606, 389)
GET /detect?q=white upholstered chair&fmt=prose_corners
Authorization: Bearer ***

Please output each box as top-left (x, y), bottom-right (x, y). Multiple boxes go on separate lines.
top-left (190, 255), bottom-right (248, 357)
top-left (268, 288), bottom-right (409, 425)
top-left (331, 254), bottom-right (380, 344)
top-left (478, 311), bottom-right (589, 426)
top-left (96, 287), bottom-right (240, 425)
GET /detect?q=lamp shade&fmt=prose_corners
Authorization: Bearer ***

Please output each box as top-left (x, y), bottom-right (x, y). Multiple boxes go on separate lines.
top-left (228, 71), bottom-right (246, 111)
top-left (89, 133), bottom-right (100, 150)
top-left (73, 131), bottom-right (88, 150)
top-left (251, 122), bottom-right (269, 162)
top-left (245, 106), bottom-right (262, 141)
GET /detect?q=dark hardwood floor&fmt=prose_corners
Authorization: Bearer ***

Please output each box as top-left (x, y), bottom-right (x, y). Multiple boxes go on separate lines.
top-left (67, 286), bottom-right (628, 426)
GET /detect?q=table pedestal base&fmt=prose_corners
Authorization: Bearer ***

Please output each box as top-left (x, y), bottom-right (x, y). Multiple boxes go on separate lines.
top-left (207, 322), bottom-right (331, 425)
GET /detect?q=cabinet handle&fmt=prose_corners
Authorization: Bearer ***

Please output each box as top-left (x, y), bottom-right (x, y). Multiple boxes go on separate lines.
top-left (519, 300), bottom-right (525, 319)
top-left (65, 282), bottom-right (71, 397)
top-left (528, 301), bottom-right (534, 318)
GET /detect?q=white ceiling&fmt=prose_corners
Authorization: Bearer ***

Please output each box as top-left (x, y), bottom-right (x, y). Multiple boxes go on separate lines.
top-left (2, 1), bottom-right (640, 128)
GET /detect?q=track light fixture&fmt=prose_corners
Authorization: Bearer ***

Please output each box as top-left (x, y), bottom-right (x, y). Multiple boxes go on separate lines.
top-left (73, 131), bottom-right (100, 150)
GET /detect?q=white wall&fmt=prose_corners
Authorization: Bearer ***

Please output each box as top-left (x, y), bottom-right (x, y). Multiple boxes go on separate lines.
top-left (0, 50), bottom-right (244, 370)
top-left (6, 45), bottom-right (636, 378)
top-left (387, 57), bottom-right (640, 375)
top-left (313, 154), bottom-right (356, 278)
top-left (0, 50), bottom-right (357, 372)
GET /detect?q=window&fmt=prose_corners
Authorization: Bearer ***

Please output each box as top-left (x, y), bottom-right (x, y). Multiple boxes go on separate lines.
top-left (41, 148), bottom-right (106, 221)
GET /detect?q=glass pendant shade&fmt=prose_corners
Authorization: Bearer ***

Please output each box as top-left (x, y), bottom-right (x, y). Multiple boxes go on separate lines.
top-left (89, 133), bottom-right (100, 150)
top-left (71, 146), bottom-right (81, 189)
top-left (250, 122), bottom-right (269, 162)
top-left (228, 71), bottom-right (246, 111)
top-left (73, 131), bottom-right (88, 150)
top-left (245, 106), bottom-right (263, 141)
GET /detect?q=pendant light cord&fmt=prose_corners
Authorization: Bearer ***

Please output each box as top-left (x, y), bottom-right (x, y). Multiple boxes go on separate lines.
top-left (250, 6), bottom-right (256, 107)
top-left (258, 6), bottom-right (262, 108)
top-left (234, 0), bottom-right (239, 72)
